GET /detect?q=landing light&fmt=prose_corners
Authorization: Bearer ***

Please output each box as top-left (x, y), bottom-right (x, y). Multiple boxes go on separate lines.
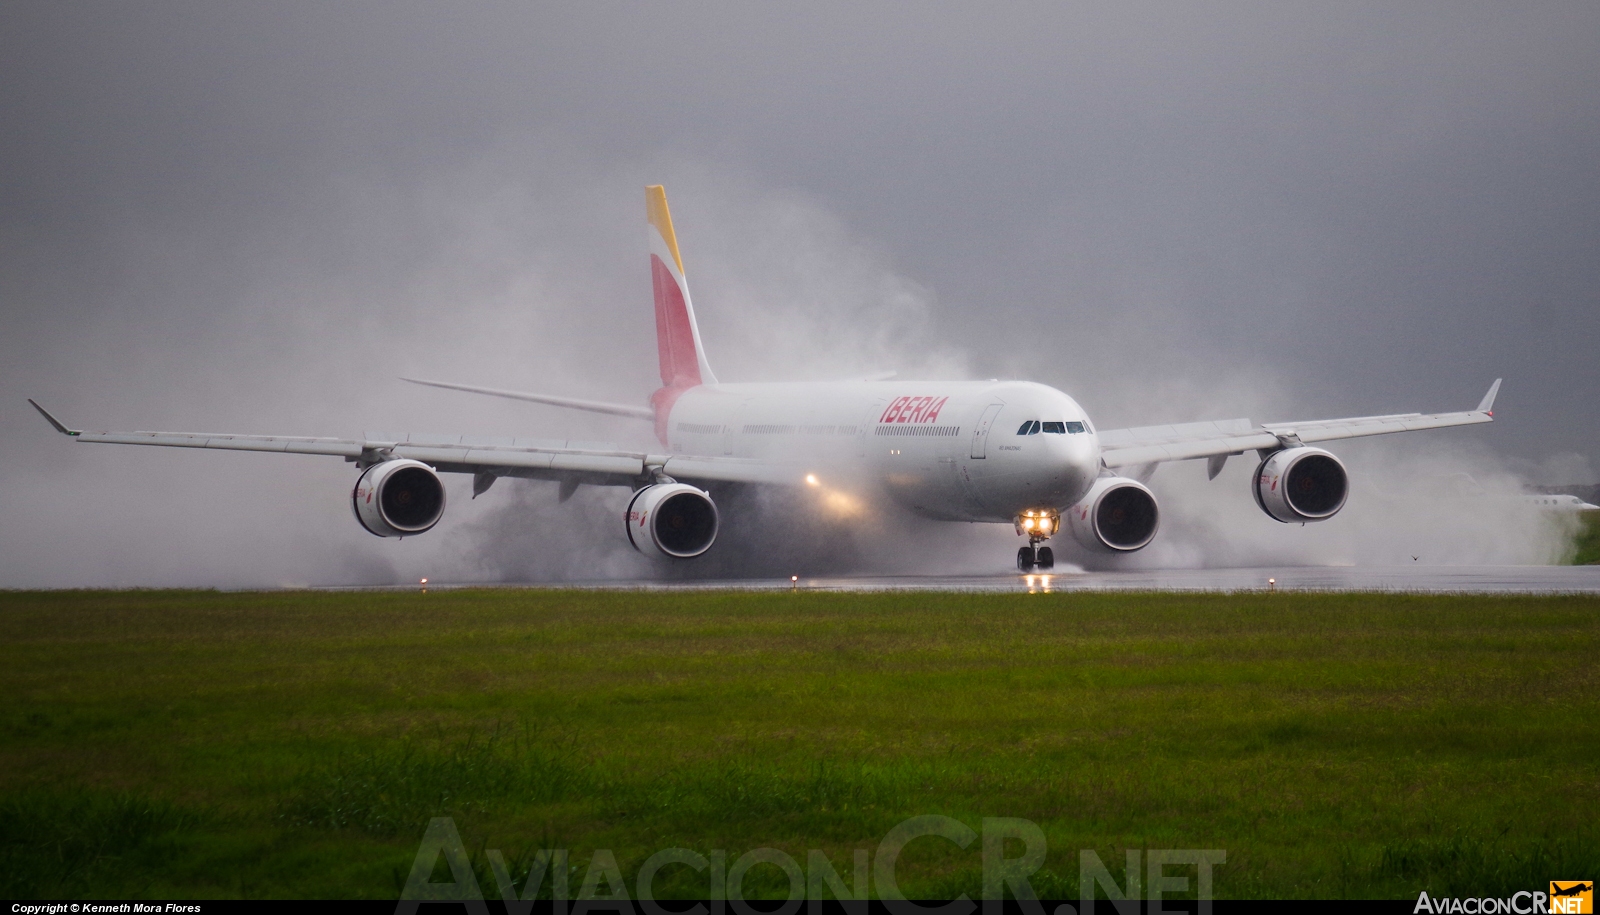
top-left (823, 490), bottom-right (862, 517)
top-left (805, 475), bottom-right (864, 518)
top-left (1013, 509), bottom-right (1060, 538)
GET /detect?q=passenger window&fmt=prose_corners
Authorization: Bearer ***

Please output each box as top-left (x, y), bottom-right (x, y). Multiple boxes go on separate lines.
top-left (1065, 421), bottom-right (1085, 434)
top-left (1041, 422), bottom-right (1066, 434)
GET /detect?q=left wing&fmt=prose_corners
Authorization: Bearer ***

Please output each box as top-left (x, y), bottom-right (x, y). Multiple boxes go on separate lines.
top-left (1098, 379), bottom-right (1500, 472)
top-left (26, 400), bottom-right (803, 488)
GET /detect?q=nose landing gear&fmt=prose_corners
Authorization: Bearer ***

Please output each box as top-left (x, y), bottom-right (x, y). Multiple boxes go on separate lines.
top-left (1018, 544), bottom-right (1055, 572)
top-left (1014, 509), bottom-right (1060, 572)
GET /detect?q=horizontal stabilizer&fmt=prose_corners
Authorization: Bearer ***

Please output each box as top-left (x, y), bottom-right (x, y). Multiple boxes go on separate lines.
top-left (401, 378), bottom-right (654, 420)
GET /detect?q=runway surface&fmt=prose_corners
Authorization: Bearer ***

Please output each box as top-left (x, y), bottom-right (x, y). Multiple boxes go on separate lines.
top-left (387, 565), bottom-right (1600, 594)
top-left (788, 565), bottom-right (1600, 593)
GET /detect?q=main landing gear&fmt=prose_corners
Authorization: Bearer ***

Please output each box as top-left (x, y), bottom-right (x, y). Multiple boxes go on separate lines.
top-left (1018, 544), bottom-right (1055, 572)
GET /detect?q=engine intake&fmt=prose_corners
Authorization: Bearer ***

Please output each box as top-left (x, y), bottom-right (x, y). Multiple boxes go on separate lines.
top-left (1066, 476), bottom-right (1160, 552)
top-left (1253, 446), bottom-right (1348, 522)
top-left (352, 459), bottom-right (446, 538)
top-left (625, 482), bottom-right (719, 559)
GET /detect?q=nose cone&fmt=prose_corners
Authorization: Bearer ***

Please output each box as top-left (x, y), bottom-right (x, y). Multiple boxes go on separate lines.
top-left (1027, 388), bottom-right (1101, 507)
top-left (972, 382), bottom-right (1104, 517)
top-left (1044, 426), bottom-right (1101, 506)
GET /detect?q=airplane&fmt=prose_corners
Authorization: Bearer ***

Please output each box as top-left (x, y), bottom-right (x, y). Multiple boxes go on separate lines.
top-left (1524, 493), bottom-right (1600, 511)
top-left (30, 186), bottom-right (1503, 572)
top-left (1444, 474), bottom-right (1599, 512)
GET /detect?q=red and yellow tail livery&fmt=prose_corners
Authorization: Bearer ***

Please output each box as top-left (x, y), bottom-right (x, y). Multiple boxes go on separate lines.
top-left (647, 186), bottom-right (717, 443)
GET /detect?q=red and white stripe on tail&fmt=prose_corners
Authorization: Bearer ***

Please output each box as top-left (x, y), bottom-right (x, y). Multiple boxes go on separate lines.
top-left (647, 186), bottom-right (717, 444)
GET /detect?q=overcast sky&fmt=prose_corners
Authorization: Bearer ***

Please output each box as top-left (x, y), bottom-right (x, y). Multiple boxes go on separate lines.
top-left (3, 3), bottom-right (1596, 586)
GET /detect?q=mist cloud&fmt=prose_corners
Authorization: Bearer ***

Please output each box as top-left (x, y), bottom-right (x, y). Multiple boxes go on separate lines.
top-left (2, 3), bottom-right (1595, 586)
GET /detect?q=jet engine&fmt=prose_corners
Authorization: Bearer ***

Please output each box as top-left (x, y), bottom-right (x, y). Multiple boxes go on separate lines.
top-left (352, 459), bottom-right (446, 538)
top-left (1253, 446), bottom-right (1348, 523)
top-left (625, 482), bottom-right (719, 559)
top-left (1066, 476), bottom-right (1160, 552)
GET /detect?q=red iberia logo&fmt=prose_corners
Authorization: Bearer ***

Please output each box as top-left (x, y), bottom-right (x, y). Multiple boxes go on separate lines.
top-left (880, 396), bottom-right (949, 424)
top-left (1551, 882), bottom-right (1594, 914)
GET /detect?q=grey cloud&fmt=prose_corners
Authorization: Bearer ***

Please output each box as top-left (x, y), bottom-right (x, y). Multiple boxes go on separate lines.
top-left (2, 3), bottom-right (1595, 585)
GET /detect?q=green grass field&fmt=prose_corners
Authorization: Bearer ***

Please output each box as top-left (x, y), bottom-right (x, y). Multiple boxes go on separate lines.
top-left (1574, 512), bottom-right (1600, 564)
top-left (1, 587), bottom-right (1597, 900)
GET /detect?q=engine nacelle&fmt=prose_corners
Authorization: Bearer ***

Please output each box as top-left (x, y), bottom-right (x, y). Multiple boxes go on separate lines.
top-left (1253, 446), bottom-right (1348, 523)
top-left (1066, 476), bottom-right (1160, 552)
top-left (352, 459), bottom-right (446, 538)
top-left (625, 482), bottom-right (719, 559)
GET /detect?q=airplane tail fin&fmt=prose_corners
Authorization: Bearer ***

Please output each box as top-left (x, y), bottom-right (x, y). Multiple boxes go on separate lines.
top-left (647, 186), bottom-right (716, 445)
top-left (647, 186), bottom-right (717, 389)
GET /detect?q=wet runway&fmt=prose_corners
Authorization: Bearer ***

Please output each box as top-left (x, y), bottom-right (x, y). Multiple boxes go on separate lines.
top-left (787, 565), bottom-right (1600, 593)
top-left (391, 565), bottom-right (1600, 594)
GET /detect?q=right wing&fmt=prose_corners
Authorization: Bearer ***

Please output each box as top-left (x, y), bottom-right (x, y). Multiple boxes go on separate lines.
top-left (27, 400), bottom-right (801, 488)
top-left (1097, 379), bottom-right (1501, 471)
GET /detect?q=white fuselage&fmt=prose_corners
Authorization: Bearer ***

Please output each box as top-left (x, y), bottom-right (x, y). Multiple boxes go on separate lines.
top-left (667, 380), bottom-right (1101, 523)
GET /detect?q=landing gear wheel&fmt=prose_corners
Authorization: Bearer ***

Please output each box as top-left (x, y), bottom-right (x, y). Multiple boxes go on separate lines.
top-left (1017, 547), bottom-right (1036, 572)
top-left (1036, 547), bottom-right (1054, 570)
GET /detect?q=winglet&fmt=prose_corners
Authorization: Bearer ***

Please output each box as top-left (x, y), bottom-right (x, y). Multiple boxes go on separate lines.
top-left (28, 399), bottom-right (80, 436)
top-left (1476, 378), bottom-right (1502, 416)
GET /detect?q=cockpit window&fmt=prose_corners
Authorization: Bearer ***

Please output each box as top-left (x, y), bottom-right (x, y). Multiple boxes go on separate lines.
top-left (1020, 420), bottom-right (1091, 434)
